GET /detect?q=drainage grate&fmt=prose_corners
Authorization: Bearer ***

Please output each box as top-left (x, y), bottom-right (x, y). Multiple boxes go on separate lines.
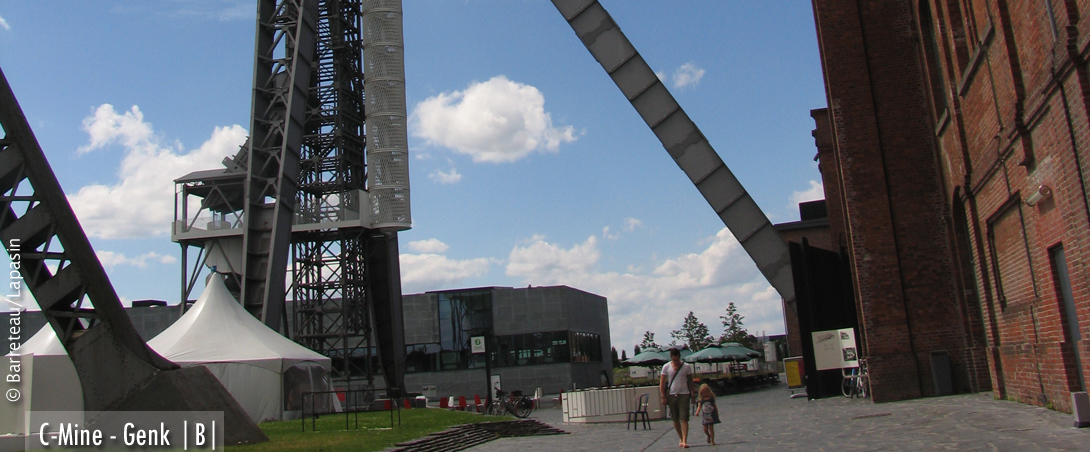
top-left (390, 420), bottom-right (568, 452)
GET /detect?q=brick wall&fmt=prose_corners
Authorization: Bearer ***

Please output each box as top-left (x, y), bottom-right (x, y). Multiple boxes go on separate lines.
top-left (810, 0), bottom-right (1090, 411)
top-left (812, 0), bottom-right (992, 402)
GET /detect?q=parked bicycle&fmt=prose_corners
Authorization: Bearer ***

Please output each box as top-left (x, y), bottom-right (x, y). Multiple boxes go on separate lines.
top-left (486, 389), bottom-right (533, 418)
top-left (841, 357), bottom-right (869, 398)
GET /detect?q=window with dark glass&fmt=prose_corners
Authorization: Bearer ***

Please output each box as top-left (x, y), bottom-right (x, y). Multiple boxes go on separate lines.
top-left (569, 331), bottom-right (601, 363)
top-left (437, 290), bottom-right (493, 371)
top-left (491, 331), bottom-right (564, 367)
top-left (405, 343), bottom-right (440, 373)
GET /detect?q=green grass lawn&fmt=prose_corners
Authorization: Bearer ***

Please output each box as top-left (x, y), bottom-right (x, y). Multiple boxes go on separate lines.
top-left (227, 409), bottom-right (505, 452)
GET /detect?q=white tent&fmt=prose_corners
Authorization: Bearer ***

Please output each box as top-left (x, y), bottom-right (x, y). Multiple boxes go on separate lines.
top-left (0, 325), bottom-right (84, 436)
top-left (148, 275), bottom-right (336, 423)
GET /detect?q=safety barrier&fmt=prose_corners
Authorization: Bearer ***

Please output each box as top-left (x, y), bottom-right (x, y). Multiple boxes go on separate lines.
top-left (561, 386), bottom-right (665, 423)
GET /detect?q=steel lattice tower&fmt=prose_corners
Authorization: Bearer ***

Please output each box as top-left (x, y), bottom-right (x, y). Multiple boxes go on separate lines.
top-left (292, 0), bottom-right (372, 381)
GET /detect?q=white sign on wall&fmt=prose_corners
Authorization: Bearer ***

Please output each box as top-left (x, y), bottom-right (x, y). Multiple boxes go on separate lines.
top-left (471, 336), bottom-right (486, 354)
top-left (812, 328), bottom-right (859, 371)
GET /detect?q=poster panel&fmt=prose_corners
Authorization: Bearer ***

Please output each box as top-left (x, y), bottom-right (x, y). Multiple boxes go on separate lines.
top-left (812, 328), bottom-right (859, 370)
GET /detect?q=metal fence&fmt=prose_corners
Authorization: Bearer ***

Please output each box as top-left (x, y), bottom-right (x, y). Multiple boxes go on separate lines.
top-left (301, 388), bottom-right (403, 432)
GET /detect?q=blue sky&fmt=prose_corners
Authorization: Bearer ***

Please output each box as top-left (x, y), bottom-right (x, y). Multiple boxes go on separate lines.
top-left (0, 1), bottom-right (827, 354)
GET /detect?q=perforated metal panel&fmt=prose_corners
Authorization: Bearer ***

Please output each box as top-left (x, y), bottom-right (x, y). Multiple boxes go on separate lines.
top-left (366, 115), bottom-right (409, 152)
top-left (362, 0), bottom-right (410, 231)
top-left (367, 79), bottom-right (407, 115)
top-left (370, 188), bottom-right (410, 226)
top-left (367, 148), bottom-right (409, 187)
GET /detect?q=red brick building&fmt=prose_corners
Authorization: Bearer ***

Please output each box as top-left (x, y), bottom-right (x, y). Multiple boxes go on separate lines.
top-left (809, 0), bottom-right (1090, 410)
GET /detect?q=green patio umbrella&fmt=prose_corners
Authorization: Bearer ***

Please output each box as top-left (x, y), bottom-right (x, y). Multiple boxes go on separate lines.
top-left (622, 347), bottom-right (670, 367)
top-left (683, 342), bottom-right (761, 364)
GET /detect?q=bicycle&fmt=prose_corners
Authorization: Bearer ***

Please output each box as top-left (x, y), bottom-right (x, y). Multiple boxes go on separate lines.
top-left (486, 389), bottom-right (533, 418)
top-left (841, 358), bottom-right (869, 398)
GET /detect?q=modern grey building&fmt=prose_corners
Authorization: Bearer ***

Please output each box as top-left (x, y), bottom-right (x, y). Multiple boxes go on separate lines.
top-left (402, 286), bottom-right (612, 400)
top-left (5, 285), bottom-right (612, 402)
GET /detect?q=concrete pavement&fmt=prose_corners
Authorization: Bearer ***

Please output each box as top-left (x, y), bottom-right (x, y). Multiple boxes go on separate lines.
top-left (466, 384), bottom-right (1089, 451)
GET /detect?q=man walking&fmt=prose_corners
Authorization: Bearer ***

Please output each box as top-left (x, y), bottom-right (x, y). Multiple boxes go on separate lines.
top-left (660, 348), bottom-right (696, 448)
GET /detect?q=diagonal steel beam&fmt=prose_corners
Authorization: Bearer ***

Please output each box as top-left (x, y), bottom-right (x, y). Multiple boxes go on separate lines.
top-left (0, 67), bottom-right (177, 411)
top-left (551, 0), bottom-right (795, 301)
top-left (240, 0), bottom-right (319, 330)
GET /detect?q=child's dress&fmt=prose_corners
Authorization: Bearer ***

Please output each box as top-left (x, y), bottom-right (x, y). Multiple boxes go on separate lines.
top-left (700, 398), bottom-right (721, 425)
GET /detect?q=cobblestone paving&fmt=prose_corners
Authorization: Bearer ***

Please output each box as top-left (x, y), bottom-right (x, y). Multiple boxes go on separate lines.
top-left (466, 384), bottom-right (1089, 451)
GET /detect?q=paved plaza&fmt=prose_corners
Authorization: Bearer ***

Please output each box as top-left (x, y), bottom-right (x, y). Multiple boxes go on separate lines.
top-left (467, 384), bottom-right (1089, 451)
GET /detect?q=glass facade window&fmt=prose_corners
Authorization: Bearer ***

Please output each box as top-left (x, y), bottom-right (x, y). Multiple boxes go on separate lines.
top-left (403, 289), bottom-right (603, 374)
top-left (569, 331), bottom-right (602, 363)
top-left (491, 331), bottom-right (570, 367)
top-left (405, 343), bottom-right (440, 373)
top-left (432, 290), bottom-right (494, 371)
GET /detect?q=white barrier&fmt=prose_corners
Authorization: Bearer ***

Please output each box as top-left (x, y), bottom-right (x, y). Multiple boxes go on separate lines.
top-left (561, 386), bottom-right (666, 423)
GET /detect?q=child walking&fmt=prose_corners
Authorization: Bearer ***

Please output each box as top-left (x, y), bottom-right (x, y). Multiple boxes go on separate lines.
top-left (697, 384), bottom-right (720, 445)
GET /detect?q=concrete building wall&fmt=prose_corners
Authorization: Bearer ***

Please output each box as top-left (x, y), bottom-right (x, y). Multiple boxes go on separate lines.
top-left (2, 307), bottom-right (175, 351)
top-left (126, 306), bottom-right (179, 341)
top-left (564, 288), bottom-right (612, 388)
top-left (492, 286), bottom-right (569, 336)
top-left (402, 293), bottom-right (439, 344)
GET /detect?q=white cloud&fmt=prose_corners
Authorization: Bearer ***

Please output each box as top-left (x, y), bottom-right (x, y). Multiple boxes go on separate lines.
top-left (429, 168), bottom-right (462, 184)
top-left (624, 218), bottom-right (642, 231)
top-left (78, 104), bottom-right (153, 155)
top-left (0, 14), bottom-right (10, 31)
top-left (788, 180), bottom-right (824, 213)
top-left (167, 1), bottom-right (251, 21)
top-left (672, 63), bottom-right (706, 90)
top-left (408, 238), bottom-right (450, 254)
top-left (399, 254), bottom-right (492, 294)
top-left (69, 104), bottom-right (246, 239)
top-left (654, 71), bottom-right (665, 82)
top-left (97, 250), bottom-right (176, 268)
top-left (602, 226), bottom-right (619, 240)
top-left (506, 228), bottom-right (781, 353)
top-left (506, 235), bottom-right (601, 281)
top-left (411, 75), bottom-right (577, 163)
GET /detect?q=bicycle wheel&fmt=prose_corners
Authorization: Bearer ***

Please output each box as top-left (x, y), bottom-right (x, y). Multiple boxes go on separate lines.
top-left (858, 375), bottom-right (869, 398)
top-left (514, 397), bottom-right (533, 418)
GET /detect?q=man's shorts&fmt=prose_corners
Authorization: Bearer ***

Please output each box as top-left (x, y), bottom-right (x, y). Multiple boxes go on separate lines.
top-left (667, 393), bottom-right (690, 421)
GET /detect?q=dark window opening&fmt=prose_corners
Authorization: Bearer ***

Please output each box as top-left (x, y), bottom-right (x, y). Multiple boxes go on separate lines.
top-left (920, 1), bottom-right (950, 120)
top-left (1049, 245), bottom-right (1085, 392)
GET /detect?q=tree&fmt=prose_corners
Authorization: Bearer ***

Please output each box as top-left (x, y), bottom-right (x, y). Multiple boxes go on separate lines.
top-left (671, 311), bottom-right (713, 350)
top-left (633, 345), bottom-right (641, 356)
top-left (611, 347), bottom-right (620, 368)
top-left (639, 331), bottom-right (659, 349)
top-left (621, 349), bottom-right (628, 362)
top-left (719, 302), bottom-right (748, 344)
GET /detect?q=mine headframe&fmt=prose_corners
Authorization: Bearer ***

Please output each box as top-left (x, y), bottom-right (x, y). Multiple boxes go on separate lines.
top-left (172, 0), bottom-right (411, 395)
